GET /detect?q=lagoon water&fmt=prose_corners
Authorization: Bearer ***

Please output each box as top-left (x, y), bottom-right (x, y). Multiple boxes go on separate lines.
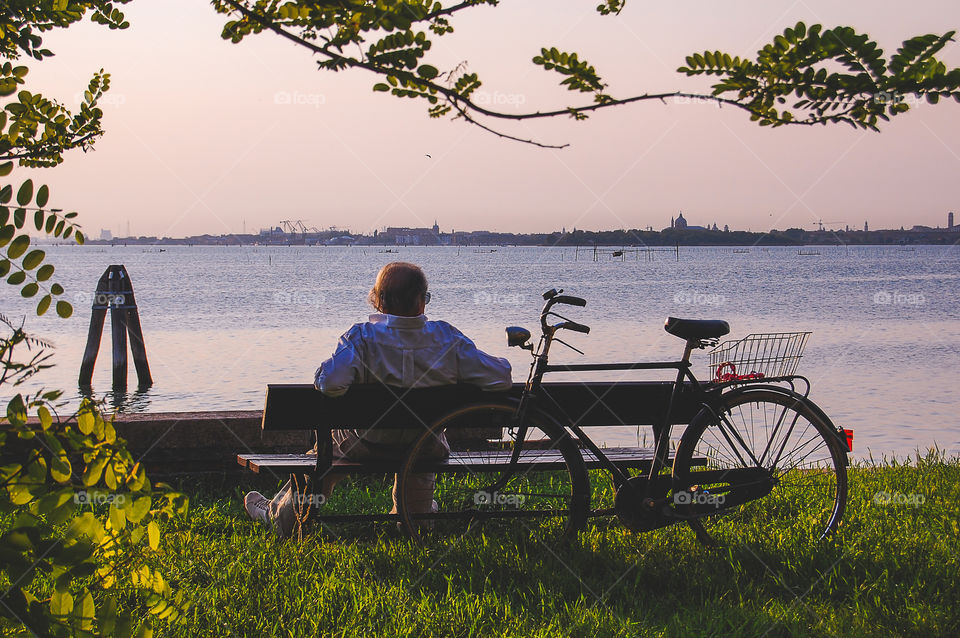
top-left (2, 244), bottom-right (958, 460)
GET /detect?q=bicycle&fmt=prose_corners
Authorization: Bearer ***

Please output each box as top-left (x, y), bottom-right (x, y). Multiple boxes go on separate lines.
top-left (397, 289), bottom-right (850, 546)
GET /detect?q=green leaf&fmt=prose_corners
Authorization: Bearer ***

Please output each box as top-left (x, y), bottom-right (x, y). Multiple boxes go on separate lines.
top-left (147, 520), bottom-right (160, 550)
top-left (0, 161), bottom-right (12, 177)
top-left (22, 249), bottom-right (44, 269)
top-left (373, 83), bottom-right (390, 92)
top-left (34, 209), bottom-right (43, 230)
top-left (56, 300), bottom-right (72, 317)
top-left (417, 64), bottom-right (439, 79)
top-left (6, 234), bottom-right (29, 259)
top-left (109, 503), bottom-right (126, 531)
top-left (75, 230), bottom-right (85, 245)
top-left (50, 450), bottom-right (71, 483)
top-left (51, 282), bottom-right (64, 295)
top-left (37, 405), bottom-right (53, 430)
top-left (21, 282), bottom-right (39, 297)
top-left (128, 496), bottom-right (151, 523)
top-left (78, 410), bottom-right (95, 435)
top-left (16, 180), bottom-right (33, 206)
top-left (73, 590), bottom-right (95, 631)
top-left (7, 270), bottom-right (26, 285)
top-left (50, 590), bottom-right (73, 618)
top-left (36, 184), bottom-right (49, 207)
top-left (37, 294), bottom-right (51, 315)
top-left (36, 263), bottom-right (54, 281)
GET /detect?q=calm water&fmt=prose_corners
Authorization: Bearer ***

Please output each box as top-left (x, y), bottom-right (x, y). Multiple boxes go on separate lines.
top-left (2, 244), bottom-right (958, 460)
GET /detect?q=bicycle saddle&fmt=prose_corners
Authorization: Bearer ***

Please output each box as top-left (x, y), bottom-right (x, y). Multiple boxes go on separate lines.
top-left (664, 317), bottom-right (730, 340)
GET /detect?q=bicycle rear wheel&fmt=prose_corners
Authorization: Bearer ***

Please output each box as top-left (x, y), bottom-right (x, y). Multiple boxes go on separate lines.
top-left (672, 388), bottom-right (847, 546)
top-left (397, 402), bottom-right (589, 545)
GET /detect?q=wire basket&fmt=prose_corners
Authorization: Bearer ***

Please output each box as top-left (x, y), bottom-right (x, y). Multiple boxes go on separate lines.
top-left (708, 332), bottom-right (811, 382)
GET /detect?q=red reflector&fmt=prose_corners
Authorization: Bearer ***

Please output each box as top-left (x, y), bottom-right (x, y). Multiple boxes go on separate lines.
top-left (843, 429), bottom-right (854, 452)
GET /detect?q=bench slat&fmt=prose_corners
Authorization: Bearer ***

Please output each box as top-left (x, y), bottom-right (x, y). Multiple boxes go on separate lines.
top-left (261, 382), bottom-right (710, 431)
top-left (238, 446), bottom-right (668, 475)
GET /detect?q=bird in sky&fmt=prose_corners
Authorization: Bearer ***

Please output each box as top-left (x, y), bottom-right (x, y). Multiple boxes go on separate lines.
top-left (425, 154), bottom-right (432, 158)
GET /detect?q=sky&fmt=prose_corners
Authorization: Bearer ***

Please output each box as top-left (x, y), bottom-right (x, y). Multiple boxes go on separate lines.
top-left (15, 0), bottom-right (960, 237)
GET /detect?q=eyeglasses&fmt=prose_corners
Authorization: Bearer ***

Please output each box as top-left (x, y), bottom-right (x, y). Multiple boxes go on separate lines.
top-left (424, 291), bottom-right (431, 305)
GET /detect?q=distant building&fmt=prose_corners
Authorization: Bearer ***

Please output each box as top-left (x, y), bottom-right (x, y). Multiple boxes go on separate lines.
top-left (864, 221), bottom-right (869, 232)
top-left (99, 229), bottom-right (112, 240)
top-left (950, 212), bottom-right (954, 229)
top-left (674, 212), bottom-right (688, 229)
top-left (724, 224), bottom-right (729, 232)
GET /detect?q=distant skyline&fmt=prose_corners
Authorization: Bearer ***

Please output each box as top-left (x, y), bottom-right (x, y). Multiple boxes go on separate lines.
top-left (16, 1), bottom-right (960, 238)
top-left (89, 208), bottom-right (958, 241)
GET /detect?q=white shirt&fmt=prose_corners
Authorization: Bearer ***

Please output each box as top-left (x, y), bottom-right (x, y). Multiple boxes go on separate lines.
top-left (315, 313), bottom-right (512, 397)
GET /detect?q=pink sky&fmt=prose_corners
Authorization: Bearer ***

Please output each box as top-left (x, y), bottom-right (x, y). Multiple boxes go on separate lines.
top-left (17, 0), bottom-right (960, 237)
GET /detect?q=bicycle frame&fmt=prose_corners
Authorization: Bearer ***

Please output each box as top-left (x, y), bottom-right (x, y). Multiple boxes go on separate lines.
top-left (504, 291), bottom-right (813, 497)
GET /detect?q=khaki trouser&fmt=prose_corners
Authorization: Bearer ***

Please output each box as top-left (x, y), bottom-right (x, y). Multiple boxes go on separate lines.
top-left (268, 428), bottom-right (449, 535)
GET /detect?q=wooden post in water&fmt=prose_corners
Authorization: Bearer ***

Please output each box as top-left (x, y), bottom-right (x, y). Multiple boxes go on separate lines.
top-left (78, 265), bottom-right (153, 389)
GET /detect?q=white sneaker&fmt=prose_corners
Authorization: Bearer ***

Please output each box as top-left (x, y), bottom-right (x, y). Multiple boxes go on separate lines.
top-left (244, 491), bottom-right (270, 524)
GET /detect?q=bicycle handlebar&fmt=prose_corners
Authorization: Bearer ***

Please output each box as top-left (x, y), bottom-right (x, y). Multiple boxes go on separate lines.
top-left (540, 290), bottom-right (591, 336)
top-left (560, 320), bottom-right (591, 334)
top-left (554, 295), bottom-right (586, 307)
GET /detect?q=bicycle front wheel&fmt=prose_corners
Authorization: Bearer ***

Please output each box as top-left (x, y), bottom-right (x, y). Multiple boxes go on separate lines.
top-left (672, 388), bottom-right (848, 546)
top-left (397, 402), bottom-right (589, 545)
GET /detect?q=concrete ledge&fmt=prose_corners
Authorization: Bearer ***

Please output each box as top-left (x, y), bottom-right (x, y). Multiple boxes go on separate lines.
top-left (116, 411), bottom-right (311, 474)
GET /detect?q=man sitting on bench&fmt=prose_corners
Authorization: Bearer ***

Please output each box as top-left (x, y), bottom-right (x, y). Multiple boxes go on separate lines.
top-left (244, 261), bottom-right (512, 536)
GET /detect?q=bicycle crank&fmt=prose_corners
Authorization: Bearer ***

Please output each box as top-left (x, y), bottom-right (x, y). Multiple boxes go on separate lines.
top-left (614, 475), bottom-right (676, 532)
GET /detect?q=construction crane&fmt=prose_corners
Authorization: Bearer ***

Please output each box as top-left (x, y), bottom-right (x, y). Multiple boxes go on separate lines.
top-left (277, 219), bottom-right (315, 244)
top-left (813, 219), bottom-right (845, 231)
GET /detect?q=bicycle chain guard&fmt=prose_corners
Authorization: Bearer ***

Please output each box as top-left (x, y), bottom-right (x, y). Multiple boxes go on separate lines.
top-left (614, 476), bottom-right (676, 532)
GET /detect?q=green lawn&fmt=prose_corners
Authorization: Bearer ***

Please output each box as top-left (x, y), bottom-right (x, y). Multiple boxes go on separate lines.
top-left (147, 453), bottom-right (958, 637)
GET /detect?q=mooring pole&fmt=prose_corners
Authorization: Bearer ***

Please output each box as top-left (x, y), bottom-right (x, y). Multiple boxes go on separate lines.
top-left (78, 265), bottom-right (153, 389)
top-left (78, 269), bottom-right (111, 387)
top-left (120, 265), bottom-right (152, 386)
top-left (109, 268), bottom-right (128, 388)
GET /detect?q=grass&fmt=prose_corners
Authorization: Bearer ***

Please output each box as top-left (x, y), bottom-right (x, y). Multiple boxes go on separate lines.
top-left (140, 453), bottom-right (960, 636)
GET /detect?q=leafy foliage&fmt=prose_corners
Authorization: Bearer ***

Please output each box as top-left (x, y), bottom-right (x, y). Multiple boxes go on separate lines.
top-left (213, 2), bottom-right (960, 146)
top-left (0, 2), bottom-right (131, 165)
top-left (1, 171), bottom-right (81, 318)
top-left (1, 5), bottom-right (191, 636)
top-left (1, 326), bottom-right (190, 636)
top-left (678, 22), bottom-right (960, 130)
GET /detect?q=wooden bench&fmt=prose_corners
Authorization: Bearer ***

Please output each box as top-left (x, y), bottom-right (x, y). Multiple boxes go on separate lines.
top-left (237, 381), bottom-right (709, 477)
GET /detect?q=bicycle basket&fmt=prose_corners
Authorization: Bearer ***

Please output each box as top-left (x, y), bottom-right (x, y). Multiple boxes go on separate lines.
top-left (708, 332), bottom-right (811, 382)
